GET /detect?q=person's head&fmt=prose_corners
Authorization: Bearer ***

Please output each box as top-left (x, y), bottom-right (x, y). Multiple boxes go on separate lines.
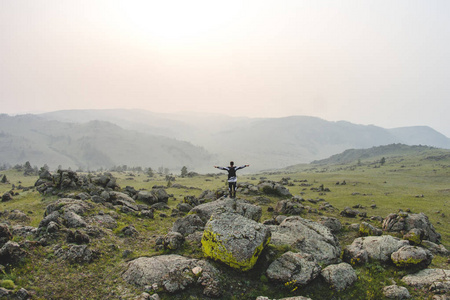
top-left (230, 161), bottom-right (234, 166)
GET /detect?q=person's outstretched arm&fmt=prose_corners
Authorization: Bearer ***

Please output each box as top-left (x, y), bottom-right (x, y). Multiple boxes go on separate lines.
top-left (235, 164), bottom-right (250, 171)
top-left (214, 166), bottom-right (228, 171)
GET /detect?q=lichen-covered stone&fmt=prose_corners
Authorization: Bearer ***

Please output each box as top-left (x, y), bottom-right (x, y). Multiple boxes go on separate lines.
top-left (391, 245), bottom-right (433, 268)
top-left (359, 222), bottom-right (382, 237)
top-left (201, 212), bottom-right (271, 271)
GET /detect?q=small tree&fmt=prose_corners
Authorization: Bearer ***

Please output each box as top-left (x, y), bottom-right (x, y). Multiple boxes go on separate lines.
top-left (23, 161), bottom-right (35, 176)
top-left (146, 167), bottom-right (154, 177)
top-left (1, 175), bottom-right (7, 183)
top-left (181, 166), bottom-right (188, 178)
top-left (380, 157), bottom-right (386, 165)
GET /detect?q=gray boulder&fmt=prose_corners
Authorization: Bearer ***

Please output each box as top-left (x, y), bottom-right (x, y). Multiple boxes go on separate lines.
top-left (39, 211), bottom-right (62, 228)
top-left (403, 228), bottom-right (424, 245)
top-left (321, 262), bottom-right (357, 291)
top-left (7, 210), bottom-right (30, 222)
top-left (163, 232), bottom-right (185, 250)
top-left (422, 240), bottom-right (450, 256)
top-left (122, 255), bottom-right (222, 297)
top-left (47, 221), bottom-right (60, 233)
top-left (109, 192), bottom-right (139, 211)
top-left (55, 244), bottom-right (97, 263)
top-left (359, 222), bottom-right (382, 236)
top-left (11, 225), bottom-right (37, 238)
top-left (198, 189), bottom-right (216, 202)
top-left (258, 181), bottom-right (292, 197)
top-left (153, 188), bottom-right (169, 203)
top-left (136, 191), bottom-right (157, 205)
top-left (340, 207), bottom-right (360, 218)
top-left (191, 198), bottom-right (262, 222)
top-left (343, 235), bottom-right (409, 264)
top-left (92, 214), bottom-right (118, 229)
top-left (0, 223), bottom-right (12, 247)
top-left (1, 192), bottom-right (12, 202)
top-left (176, 203), bottom-right (193, 213)
top-left (318, 217), bottom-right (342, 233)
top-left (429, 281), bottom-right (450, 295)
top-left (202, 212), bottom-right (271, 271)
top-left (63, 211), bottom-right (87, 228)
top-left (171, 214), bottom-right (205, 237)
top-left (266, 251), bottom-right (321, 286)
top-left (121, 225), bottom-right (139, 237)
top-left (382, 212), bottom-right (441, 243)
top-left (0, 288), bottom-right (9, 298)
top-left (391, 245), bottom-right (433, 268)
top-left (382, 285), bottom-right (411, 299)
top-left (401, 269), bottom-right (450, 289)
top-left (0, 241), bottom-right (27, 265)
top-left (275, 200), bottom-right (304, 215)
top-left (267, 216), bottom-right (341, 265)
top-left (45, 198), bottom-right (93, 216)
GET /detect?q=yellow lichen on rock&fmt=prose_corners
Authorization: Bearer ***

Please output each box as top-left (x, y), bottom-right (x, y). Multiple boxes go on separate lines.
top-left (201, 212), bottom-right (271, 271)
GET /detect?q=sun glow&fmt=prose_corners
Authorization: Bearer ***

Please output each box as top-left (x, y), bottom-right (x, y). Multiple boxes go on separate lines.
top-left (119, 1), bottom-right (242, 43)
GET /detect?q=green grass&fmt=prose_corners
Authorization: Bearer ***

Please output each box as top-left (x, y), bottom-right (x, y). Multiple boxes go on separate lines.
top-left (0, 149), bottom-right (449, 299)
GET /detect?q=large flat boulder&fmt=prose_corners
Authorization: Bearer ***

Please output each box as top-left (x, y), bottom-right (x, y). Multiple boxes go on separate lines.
top-left (191, 198), bottom-right (262, 222)
top-left (122, 254), bottom-right (222, 297)
top-left (401, 268), bottom-right (450, 289)
top-left (201, 212), bottom-right (271, 271)
top-left (267, 216), bottom-right (341, 265)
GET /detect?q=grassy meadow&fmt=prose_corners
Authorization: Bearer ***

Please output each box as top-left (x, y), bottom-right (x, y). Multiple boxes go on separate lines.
top-left (0, 147), bottom-right (449, 299)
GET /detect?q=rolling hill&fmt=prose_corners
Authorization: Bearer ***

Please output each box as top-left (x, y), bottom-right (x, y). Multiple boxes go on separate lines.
top-left (1, 109), bottom-right (449, 171)
top-left (0, 114), bottom-right (213, 171)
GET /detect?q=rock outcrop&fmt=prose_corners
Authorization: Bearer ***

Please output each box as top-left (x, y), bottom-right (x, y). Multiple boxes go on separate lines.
top-left (382, 212), bottom-right (441, 243)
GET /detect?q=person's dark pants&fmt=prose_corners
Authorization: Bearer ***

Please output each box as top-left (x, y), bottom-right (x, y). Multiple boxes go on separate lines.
top-left (228, 182), bottom-right (236, 198)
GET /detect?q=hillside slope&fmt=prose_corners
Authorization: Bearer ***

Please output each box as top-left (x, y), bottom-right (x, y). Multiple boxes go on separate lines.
top-left (0, 114), bottom-right (213, 171)
top-left (310, 144), bottom-right (447, 165)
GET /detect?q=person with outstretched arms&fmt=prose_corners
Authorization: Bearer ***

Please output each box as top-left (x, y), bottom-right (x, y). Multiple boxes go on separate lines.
top-left (214, 161), bottom-right (249, 198)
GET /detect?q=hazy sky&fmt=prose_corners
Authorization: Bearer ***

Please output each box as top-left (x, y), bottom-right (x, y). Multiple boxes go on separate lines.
top-left (1, 0), bottom-right (449, 136)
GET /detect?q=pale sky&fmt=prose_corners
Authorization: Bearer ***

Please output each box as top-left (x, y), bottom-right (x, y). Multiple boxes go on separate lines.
top-left (1, 0), bottom-right (449, 137)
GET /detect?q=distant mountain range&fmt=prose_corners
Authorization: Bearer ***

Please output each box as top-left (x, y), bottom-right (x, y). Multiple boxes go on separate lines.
top-left (1, 109), bottom-right (449, 172)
